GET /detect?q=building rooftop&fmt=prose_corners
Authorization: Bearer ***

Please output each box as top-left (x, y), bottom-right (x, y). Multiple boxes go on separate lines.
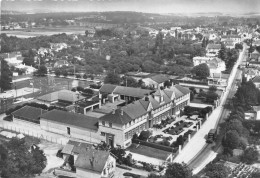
top-left (12, 105), bottom-right (48, 122)
top-left (74, 149), bottom-right (110, 173)
top-left (207, 44), bottom-right (221, 50)
top-left (150, 74), bottom-right (169, 84)
top-left (99, 84), bottom-right (117, 94)
top-left (40, 110), bottom-right (98, 130)
top-left (113, 86), bottom-right (152, 98)
top-left (37, 90), bottom-right (85, 103)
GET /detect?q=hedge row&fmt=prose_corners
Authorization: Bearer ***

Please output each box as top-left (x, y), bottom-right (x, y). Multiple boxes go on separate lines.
top-left (132, 139), bottom-right (177, 153)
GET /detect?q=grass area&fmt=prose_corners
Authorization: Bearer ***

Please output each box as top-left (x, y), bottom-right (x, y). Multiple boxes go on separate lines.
top-left (127, 143), bottom-right (171, 160)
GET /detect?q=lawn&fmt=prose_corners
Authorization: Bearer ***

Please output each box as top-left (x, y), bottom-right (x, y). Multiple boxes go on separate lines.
top-left (127, 143), bottom-right (171, 160)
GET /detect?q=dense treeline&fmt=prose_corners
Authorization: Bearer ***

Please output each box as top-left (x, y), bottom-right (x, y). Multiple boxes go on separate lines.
top-left (1, 31), bottom-right (206, 75)
top-left (215, 80), bottom-right (260, 164)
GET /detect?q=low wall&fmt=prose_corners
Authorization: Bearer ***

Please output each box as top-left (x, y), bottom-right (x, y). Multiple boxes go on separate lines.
top-left (54, 168), bottom-right (76, 178)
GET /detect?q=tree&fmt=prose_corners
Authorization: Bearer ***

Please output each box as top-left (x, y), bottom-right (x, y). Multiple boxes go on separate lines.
top-left (104, 71), bottom-right (121, 85)
top-left (0, 59), bottom-right (12, 92)
top-left (165, 163), bottom-right (192, 178)
top-left (54, 69), bottom-right (61, 77)
top-left (222, 130), bottom-right (240, 150)
top-left (218, 44), bottom-right (227, 61)
top-left (205, 163), bottom-right (230, 178)
top-left (0, 138), bottom-right (46, 178)
top-left (205, 91), bottom-right (219, 104)
top-left (235, 43), bottom-right (243, 50)
top-left (241, 147), bottom-right (259, 164)
top-left (36, 65), bottom-right (47, 76)
top-left (209, 85), bottom-right (217, 92)
top-left (191, 63), bottom-right (210, 79)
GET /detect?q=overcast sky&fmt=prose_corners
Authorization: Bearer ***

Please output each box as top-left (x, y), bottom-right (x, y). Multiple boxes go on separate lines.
top-left (1, 0), bottom-right (260, 14)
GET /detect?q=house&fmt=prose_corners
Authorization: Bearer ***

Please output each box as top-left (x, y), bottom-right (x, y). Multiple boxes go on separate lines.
top-left (244, 68), bottom-right (260, 81)
top-left (207, 73), bottom-right (230, 87)
top-left (206, 44), bottom-right (221, 57)
top-left (142, 74), bottom-right (170, 89)
top-left (54, 60), bottom-right (70, 68)
top-left (223, 40), bottom-right (236, 49)
top-left (38, 47), bottom-right (52, 57)
top-left (252, 76), bottom-right (260, 88)
top-left (50, 43), bottom-right (68, 52)
top-left (193, 56), bottom-right (212, 66)
top-left (36, 90), bottom-right (86, 110)
top-left (55, 141), bottom-right (116, 178)
top-left (12, 105), bottom-right (47, 125)
top-left (40, 110), bottom-right (101, 143)
top-left (221, 35), bottom-right (241, 43)
top-left (14, 63), bottom-right (37, 74)
top-left (206, 57), bottom-right (226, 74)
top-left (249, 49), bottom-right (260, 62)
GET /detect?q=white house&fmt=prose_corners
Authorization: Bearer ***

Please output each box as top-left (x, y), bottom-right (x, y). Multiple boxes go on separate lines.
top-left (206, 44), bottom-right (221, 57)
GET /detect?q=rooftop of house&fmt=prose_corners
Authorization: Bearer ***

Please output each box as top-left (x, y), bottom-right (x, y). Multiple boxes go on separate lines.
top-left (150, 74), bottom-right (170, 84)
top-left (113, 86), bottom-right (152, 98)
top-left (252, 76), bottom-right (260, 83)
top-left (99, 84), bottom-right (117, 94)
top-left (76, 100), bottom-right (100, 108)
top-left (74, 149), bottom-right (111, 173)
top-left (209, 73), bottom-right (230, 79)
top-left (62, 140), bottom-right (93, 155)
top-left (12, 105), bottom-right (48, 121)
top-left (99, 108), bottom-right (133, 125)
top-left (40, 109), bottom-right (98, 130)
top-left (206, 44), bottom-right (221, 50)
top-left (37, 90), bottom-right (85, 103)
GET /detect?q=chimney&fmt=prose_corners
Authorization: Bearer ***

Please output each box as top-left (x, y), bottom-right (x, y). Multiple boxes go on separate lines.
top-left (145, 96), bottom-right (149, 101)
top-left (112, 108), bottom-right (115, 114)
top-left (121, 108), bottom-right (124, 116)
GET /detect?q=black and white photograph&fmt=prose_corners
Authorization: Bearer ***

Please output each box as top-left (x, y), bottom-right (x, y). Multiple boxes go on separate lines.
top-left (0, 0), bottom-right (260, 177)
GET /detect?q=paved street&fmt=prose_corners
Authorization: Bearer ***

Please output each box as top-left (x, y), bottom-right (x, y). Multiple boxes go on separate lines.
top-left (173, 44), bottom-right (247, 168)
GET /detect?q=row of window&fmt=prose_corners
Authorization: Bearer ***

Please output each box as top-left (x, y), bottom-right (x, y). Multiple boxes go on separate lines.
top-left (152, 103), bottom-right (171, 114)
top-left (124, 123), bottom-right (147, 140)
top-left (152, 111), bottom-right (170, 125)
top-left (125, 114), bottom-right (148, 129)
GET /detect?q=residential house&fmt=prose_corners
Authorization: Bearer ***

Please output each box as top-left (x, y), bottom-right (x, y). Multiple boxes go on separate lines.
top-left (54, 60), bottom-right (70, 68)
top-left (36, 90), bottom-right (86, 110)
top-left (40, 110), bottom-right (101, 143)
top-left (221, 35), bottom-right (241, 43)
top-left (207, 73), bottom-right (230, 87)
top-left (223, 39), bottom-right (236, 49)
top-left (14, 63), bottom-right (37, 74)
top-left (50, 43), bottom-right (68, 52)
top-left (206, 57), bottom-right (226, 74)
top-left (142, 74), bottom-right (170, 89)
top-left (38, 47), bottom-right (52, 57)
top-left (193, 56), bottom-right (212, 66)
top-left (55, 141), bottom-right (116, 178)
top-left (12, 105), bottom-right (47, 125)
top-left (206, 44), bottom-right (221, 57)
top-left (252, 76), bottom-right (260, 88)
top-left (244, 68), bottom-right (260, 81)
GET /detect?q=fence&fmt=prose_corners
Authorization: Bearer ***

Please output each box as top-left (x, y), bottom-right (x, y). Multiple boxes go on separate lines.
top-left (0, 124), bottom-right (66, 145)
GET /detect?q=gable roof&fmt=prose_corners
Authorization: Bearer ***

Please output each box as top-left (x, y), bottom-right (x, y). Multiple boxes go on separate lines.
top-left (123, 101), bottom-right (147, 119)
top-left (207, 44), bottom-right (221, 50)
top-left (150, 74), bottom-right (169, 84)
top-left (12, 106), bottom-right (47, 121)
top-left (40, 110), bottom-right (98, 130)
top-left (252, 76), bottom-right (260, 83)
top-left (74, 149), bottom-right (110, 173)
top-left (99, 109), bottom-right (132, 125)
top-left (113, 86), bottom-right (152, 98)
top-left (99, 84), bottom-right (117, 93)
top-left (175, 85), bottom-right (190, 95)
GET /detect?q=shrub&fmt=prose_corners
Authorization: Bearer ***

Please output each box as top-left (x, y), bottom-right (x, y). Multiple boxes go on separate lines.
top-left (3, 115), bottom-right (13, 122)
top-left (138, 130), bottom-right (151, 141)
top-left (56, 149), bottom-right (63, 158)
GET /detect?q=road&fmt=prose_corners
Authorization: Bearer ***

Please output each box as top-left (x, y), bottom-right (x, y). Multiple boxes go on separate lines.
top-left (187, 45), bottom-right (248, 174)
top-left (173, 44), bottom-right (247, 169)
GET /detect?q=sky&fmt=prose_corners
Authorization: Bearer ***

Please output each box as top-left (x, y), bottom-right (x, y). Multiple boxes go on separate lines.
top-left (1, 0), bottom-right (260, 14)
